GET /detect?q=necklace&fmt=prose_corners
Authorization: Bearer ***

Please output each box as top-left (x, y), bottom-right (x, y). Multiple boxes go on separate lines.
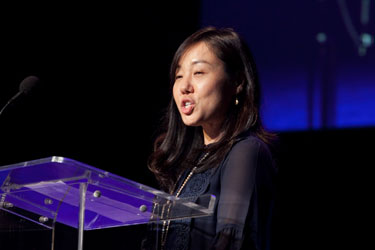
top-left (160, 151), bottom-right (209, 249)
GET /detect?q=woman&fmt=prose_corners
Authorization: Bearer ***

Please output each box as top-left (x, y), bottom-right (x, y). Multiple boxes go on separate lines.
top-left (144, 26), bottom-right (277, 250)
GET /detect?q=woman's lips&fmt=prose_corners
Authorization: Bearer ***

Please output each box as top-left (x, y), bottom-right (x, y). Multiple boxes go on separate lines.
top-left (181, 99), bottom-right (195, 115)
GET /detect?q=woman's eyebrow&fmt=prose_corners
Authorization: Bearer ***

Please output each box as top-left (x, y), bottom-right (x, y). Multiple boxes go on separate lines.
top-left (191, 59), bottom-right (211, 65)
top-left (176, 59), bottom-right (212, 72)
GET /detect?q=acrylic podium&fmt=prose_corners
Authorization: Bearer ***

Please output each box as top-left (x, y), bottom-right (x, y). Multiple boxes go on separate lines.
top-left (0, 156), bottom-right (215, 250)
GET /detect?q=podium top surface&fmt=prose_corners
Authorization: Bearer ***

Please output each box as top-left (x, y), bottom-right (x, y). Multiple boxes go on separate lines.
top-left (0, 156), bottom-right (215, 230)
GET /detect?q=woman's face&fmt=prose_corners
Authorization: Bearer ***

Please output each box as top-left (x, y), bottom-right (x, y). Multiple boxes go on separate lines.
top-left (173, 41), bottom-right (236, 143)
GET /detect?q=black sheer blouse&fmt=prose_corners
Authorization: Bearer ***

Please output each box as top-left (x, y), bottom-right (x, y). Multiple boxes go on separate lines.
top-left (144, 133), bottom-right (277, 250)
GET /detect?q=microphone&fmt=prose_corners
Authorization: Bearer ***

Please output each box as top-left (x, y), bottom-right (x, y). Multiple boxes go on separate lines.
top-left (0, 76), bottom-right (40, 117)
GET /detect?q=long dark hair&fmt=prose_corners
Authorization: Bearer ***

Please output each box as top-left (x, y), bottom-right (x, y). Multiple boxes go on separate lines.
top-left (148, 26), bottom-right (276, 192)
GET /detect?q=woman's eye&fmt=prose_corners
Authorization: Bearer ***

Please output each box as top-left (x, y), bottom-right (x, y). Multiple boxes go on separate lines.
top-left (175, 75), bottom-right (183, 80)
top-left (194, 71), bottom-right (204, 75)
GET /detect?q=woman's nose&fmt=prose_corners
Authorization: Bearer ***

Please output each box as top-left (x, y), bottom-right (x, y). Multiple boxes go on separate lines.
top-left (180, 76), bottom-right (194, 94)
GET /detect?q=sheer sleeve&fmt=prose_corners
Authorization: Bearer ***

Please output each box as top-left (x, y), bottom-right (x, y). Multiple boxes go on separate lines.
top-left (210, 137), bottom-right (275, 250)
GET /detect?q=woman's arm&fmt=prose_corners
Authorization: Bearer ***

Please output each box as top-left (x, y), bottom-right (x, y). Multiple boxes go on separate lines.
top-left (211, 137), bottom-right (275, 250)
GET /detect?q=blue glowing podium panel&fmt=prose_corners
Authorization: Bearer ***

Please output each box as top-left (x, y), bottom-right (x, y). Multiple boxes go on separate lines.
top-left (0, 156), bottom-right (215, 231)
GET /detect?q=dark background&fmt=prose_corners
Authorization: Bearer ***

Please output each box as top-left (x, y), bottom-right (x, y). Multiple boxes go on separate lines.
top-left (0, 1), bottom-right (374, 249)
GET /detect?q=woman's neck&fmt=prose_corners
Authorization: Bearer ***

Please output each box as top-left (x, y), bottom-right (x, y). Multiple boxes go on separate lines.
top-left (202, 126), bottom-right (224, 145)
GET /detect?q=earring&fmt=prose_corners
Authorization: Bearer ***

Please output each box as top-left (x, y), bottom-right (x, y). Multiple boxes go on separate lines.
top-left (235, 97), bottom-right (239, 106)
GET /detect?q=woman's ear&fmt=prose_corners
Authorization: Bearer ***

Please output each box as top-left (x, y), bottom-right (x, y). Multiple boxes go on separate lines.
top-left (236, 82), bottom-right (243, 94)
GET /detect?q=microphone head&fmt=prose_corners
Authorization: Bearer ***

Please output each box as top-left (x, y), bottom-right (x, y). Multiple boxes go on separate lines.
top-left (19, 75), bottom-right (40, 95)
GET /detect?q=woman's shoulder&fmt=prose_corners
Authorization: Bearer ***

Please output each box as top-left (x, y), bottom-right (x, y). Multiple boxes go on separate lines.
top-left (216, 132), bottom-right (276, 183)
top-left (222, 131), bottom-right (275, 171)
top-left (232, 132), bottom-right (270, 153)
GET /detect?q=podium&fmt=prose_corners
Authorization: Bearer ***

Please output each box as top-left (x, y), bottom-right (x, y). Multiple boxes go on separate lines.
top-left (0, 156), bottom-right (215, 250)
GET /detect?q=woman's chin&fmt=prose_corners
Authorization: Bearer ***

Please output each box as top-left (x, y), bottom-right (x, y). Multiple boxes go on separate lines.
top-left (181, 118), bottom-right (200, 127)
